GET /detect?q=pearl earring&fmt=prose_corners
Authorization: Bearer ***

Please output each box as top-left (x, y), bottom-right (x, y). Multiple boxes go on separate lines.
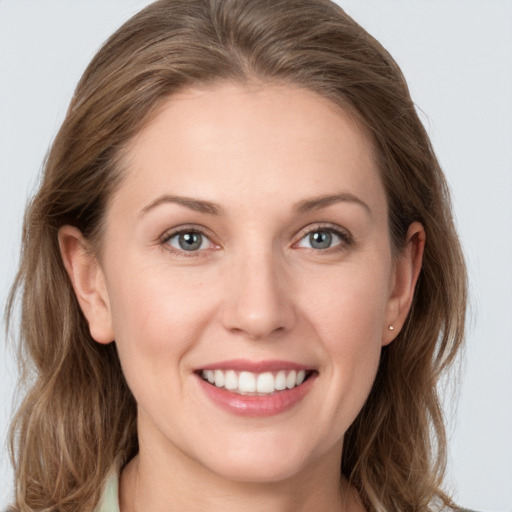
top-left (388, 325), bottom-right (394, 331)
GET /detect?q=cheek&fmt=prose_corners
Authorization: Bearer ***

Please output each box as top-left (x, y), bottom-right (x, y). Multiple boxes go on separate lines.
top-left (104, 259), bottom-right (217, 387)
top-left (298, 256), bottom-right (390, 419)
top-left (316, 286), bottom-right (385, 380)
top-left (303, 256), bottom-right (391, 348)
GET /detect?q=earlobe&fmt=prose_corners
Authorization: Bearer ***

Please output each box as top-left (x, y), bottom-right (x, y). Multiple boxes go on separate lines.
top-left (383, 222), bottom-right (426, 345)
top-left (58, 226), bottom-right (114, 344)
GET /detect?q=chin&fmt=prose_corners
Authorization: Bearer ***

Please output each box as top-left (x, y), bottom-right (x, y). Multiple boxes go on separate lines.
top-left (207, 457), bottom-right (307, 484)
top-left (196, 435), bottom-right (329, 484)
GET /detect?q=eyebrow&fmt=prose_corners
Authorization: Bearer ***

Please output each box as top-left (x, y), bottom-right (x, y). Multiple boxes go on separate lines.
top-left (140, 195), bottom-right (224, 216)
top-left (140, 192), bottom-right (371, 217)
top-left (293, 193), bottom-right (371, 215)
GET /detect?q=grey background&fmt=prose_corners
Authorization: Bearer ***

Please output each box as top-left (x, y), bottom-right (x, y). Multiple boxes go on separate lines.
top-left (1, 1), bottom-right (511, 510)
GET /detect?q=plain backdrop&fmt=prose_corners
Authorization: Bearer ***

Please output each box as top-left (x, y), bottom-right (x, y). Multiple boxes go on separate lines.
top-left (1, 1), bottom-right (511, 510)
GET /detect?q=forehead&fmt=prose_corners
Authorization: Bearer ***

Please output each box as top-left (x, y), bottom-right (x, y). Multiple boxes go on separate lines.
top-left (115, 82), bottom-right (385, 218)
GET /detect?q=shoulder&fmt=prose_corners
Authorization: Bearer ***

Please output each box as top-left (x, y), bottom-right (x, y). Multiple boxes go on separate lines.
top-left (435, 504), bottom-right (481, 512)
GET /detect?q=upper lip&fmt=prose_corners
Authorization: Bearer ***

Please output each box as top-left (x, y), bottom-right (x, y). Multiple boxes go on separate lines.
top-left (198, 359), bottom-right (313, 373)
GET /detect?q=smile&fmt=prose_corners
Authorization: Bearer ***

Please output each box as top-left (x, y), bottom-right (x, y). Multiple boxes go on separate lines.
top-left (199, 369), bottom-right (312, 395)
top-left (195, 360), bottom-right (317, 416)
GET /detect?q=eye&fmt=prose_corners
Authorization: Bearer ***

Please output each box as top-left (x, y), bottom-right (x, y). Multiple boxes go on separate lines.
top-left (295, 227), bottom-right (350, 250)
top-left (165, 230), bottom-right (212, 252)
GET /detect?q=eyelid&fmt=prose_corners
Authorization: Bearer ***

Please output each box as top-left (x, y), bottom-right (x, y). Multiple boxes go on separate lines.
top-left (159, 224), bottom-right (219, 256)
top-left (293, 223), bottom-right (353, 249)
top-left (158, 222), bottom-right (353, 256)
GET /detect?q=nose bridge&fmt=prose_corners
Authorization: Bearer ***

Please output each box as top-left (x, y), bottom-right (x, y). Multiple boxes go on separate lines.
top-left (221, 242), bottom-right (296, 340)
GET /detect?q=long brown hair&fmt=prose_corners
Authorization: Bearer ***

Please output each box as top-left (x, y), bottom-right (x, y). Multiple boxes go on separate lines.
top-left (7, 1), bottom-right (467, 510)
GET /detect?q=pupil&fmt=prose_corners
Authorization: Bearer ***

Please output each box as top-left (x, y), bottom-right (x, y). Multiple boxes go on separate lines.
top-left (310, 231), bottom-right (332, 249)
top-left (179, 232), bottom-right (202, 251)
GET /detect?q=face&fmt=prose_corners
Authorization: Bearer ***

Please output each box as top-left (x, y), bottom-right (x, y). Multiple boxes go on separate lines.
top-left (67, 83), bottom-right (415, 484)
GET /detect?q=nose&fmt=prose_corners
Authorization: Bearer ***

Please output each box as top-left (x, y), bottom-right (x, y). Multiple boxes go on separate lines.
top-left (220, 249), bottom-right (297, 340)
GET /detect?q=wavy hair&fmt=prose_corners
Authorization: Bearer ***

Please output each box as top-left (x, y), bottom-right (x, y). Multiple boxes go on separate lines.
top-left (6, 0), bottom-right (467, 510)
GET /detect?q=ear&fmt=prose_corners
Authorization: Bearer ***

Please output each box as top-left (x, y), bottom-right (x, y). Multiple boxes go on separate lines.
top-left (58, 225), bottom-right (114, 344)
top-left (383, 222), bottom-right (425, 346)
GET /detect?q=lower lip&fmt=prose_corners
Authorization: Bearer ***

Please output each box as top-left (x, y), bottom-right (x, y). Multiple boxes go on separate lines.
top-left (196, 373), bottom-right (316, 417)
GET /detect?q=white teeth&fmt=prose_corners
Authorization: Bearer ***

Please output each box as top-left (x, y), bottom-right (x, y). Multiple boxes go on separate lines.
top-left (214, 369), bottom-right (224, 388)
top-left (224, 370), bottom-right (238, 390)
top-left (286, 370), bottom-right (297, 389)
top-left (238, 371), bottom-right (256, 393)
top-left (275, 371), bottom-right (287, 391)
top-left (200, 368), bottom-right (310, 395)
top-left (256, 372), bottom-right (275, 393)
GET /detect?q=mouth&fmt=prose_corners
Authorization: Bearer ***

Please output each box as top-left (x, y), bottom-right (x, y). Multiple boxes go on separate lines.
top-left (194, 359), bottom-right (318, 416)
top-left (197, 368), bottom-right (316, 396)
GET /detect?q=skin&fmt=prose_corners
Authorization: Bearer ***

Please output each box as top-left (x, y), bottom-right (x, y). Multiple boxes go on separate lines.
top-left (59, 83), bottom-right (425, 512)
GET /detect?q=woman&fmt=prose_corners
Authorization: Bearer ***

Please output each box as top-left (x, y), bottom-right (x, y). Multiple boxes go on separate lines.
top-left (6, 0), bottom-right (469, 510)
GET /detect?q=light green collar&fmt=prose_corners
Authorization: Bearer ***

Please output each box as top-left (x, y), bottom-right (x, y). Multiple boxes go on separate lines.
top-left (95, 465), bottom-right (120, 512)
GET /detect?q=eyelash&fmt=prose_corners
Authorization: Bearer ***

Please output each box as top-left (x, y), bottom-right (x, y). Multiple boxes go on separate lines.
top-left (295, 223), bottom-right (353, 252)
top-left (160, 226), bottom-right (218, 258)
top-left (160, 223), bottom-right (353, 257)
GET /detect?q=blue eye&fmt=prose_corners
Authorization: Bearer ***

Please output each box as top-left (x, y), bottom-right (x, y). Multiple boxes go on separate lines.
top-left (297, 228), bottom-right (347, 250)
top-left (167, 231), bottom-right (210, 252)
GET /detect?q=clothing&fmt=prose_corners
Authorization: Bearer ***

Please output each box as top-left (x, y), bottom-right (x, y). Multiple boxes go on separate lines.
top-left (95, 467), bottom-right (120, 512)
top-left (93, 466), bottom-right (478, 512)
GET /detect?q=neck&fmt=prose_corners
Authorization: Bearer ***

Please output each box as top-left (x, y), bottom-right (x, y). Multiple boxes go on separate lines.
top-left (119, 439), bottom-right (363, 512)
